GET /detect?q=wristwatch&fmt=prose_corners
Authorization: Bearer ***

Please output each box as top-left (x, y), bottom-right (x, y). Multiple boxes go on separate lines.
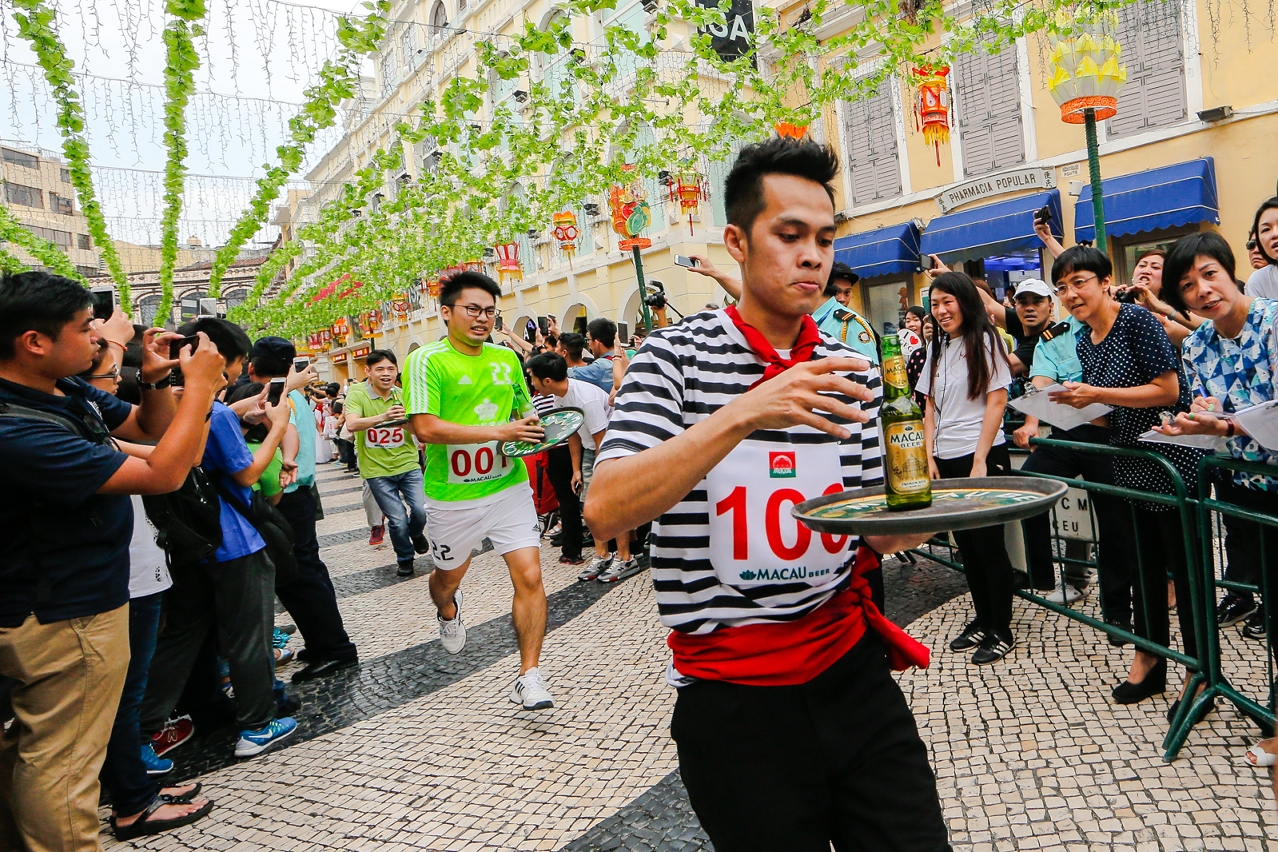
top-left (138, 374), bottom-right (173, 391)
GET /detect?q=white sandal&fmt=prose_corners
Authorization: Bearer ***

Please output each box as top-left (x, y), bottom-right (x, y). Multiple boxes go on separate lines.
top-left (1243, 744), bottom-right (1277, 767)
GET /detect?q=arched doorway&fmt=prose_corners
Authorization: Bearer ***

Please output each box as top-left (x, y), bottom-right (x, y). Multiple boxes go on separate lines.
top-left (560, 302), bottom-right (589, 336)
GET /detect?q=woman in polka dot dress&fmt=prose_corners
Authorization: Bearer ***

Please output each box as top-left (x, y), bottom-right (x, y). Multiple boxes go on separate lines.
top-left (1048, 246), bottom-right (1207, 710)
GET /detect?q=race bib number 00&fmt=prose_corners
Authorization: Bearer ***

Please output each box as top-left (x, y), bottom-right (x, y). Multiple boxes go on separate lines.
top-left (446, 442), bottom-right (512, 485)
top-left (365, 425), bottom-right (405, 448)
top-left (706, 441), bottom-right (850, 588)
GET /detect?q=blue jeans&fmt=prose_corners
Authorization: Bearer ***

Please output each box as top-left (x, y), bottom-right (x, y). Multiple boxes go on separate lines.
top-left (367, 468), bottom-right (428, 563)
top-left (100, 591), bottom-right (163, 816)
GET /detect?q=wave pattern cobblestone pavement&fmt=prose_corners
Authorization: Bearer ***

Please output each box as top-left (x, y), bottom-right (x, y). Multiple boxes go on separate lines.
top-left (100, 467), bottom-right (1278, 851)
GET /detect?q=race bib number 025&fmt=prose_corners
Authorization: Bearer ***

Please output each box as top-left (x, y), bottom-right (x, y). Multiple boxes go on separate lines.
top-left (446, 442), bottom-right (512, 485)
top-left (706, 441), bottom-right (849, 588)
top-left (365, 425), bottom-right (404, 448)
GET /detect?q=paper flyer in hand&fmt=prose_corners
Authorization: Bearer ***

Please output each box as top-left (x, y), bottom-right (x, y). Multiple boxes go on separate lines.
top-left (1137, 430), bottom-right (1226, 450)
top-left (1008, 384), bottom-right (1112, 432)
top-left (1233, 401), bottom-right (1278, 452)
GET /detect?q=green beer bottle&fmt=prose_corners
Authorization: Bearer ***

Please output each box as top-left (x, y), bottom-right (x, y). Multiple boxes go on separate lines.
top-left (879, 332), bottom-right (932, 511)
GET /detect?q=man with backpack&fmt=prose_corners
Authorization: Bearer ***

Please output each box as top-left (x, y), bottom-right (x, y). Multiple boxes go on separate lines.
top-left (139, 318), bottom-right (299, 761)
top-left (241, 336), bottom-right (359, 682)
top-left (0, 270), bottom-right (226, 852)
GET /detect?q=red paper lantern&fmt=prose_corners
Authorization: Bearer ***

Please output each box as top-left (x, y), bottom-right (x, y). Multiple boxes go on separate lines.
top-left (913, 65), bottom-right (951, 166)
top-left (667, 170), bottom-right (707, 235)
top-left (552, 211), bottom-right (580, 260)
top-left (494, 242), bottom-right (523, 285)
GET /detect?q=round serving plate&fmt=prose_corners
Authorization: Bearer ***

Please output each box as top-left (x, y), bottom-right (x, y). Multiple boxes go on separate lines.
top-left (498, 407), bottom-right (586, 458)
top-left (792, 476), bottom-right (1068, 537)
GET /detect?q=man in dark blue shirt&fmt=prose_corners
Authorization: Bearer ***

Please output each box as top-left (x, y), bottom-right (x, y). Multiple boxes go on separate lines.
top-left (0, 270), bottom-right (226, 852)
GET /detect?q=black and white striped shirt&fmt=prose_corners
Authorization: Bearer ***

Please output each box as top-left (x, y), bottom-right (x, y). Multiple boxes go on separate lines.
top-left (597, 309), bottom-right (883, 634)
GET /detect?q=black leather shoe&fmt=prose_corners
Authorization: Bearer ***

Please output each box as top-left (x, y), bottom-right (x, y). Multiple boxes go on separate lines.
top-left (1112, 661), bottom-right (1166, 704)
top-left (413, 535), bottom-right (430, 555)
top-left (291, 657), bottom-right (358, 683)
top-left (397, 560), bottom-right (415, 577)
top-left (949, 619), bottom-right (984, 652)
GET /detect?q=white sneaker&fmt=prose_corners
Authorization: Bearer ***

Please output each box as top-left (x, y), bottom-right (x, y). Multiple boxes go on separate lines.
top-left (510, 667), bottom-right (554, 710)
top-left (438, 589), bottom-right (466, 654)
top-left (578, 554), bottom-right (613, 582)
top-left (597, 558), bottom-right (644, 584)
top-left (1045, 584), bottom-right (1087, 605)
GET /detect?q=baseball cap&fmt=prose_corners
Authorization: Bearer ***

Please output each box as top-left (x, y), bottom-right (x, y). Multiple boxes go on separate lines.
top-left (828, 261), bottom-right (860, 286)
top-left (1013, 279), bottom-right (1052, 300)
top-left (250, 336), bottom-right (296, 362)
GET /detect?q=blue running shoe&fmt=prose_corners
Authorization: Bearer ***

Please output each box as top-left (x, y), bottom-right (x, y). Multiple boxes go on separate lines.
top-left (140, 743), bottom-right (173, 776)
top-left (234, 717), bottom-right (297, 758)
top-left (272, 628), bottom-right (292, 650)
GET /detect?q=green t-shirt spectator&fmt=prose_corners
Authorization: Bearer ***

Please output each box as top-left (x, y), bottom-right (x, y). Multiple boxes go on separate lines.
top-left (343, 379), bottom-right (421, 480)
top-left (246, 441), bottom-right (286, 499)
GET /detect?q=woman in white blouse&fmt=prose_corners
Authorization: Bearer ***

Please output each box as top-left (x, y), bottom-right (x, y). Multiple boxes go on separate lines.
top-left (918, 272), bottom-right (1016, 665)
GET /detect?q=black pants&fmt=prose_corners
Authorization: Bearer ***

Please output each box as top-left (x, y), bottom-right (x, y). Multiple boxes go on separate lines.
top-left (545, 446), bottom-right (583, 560)
top-left (141, 549), bottom-right (277, 732)
top-left (672, 635), bottom-right (950, 852)
top-left (1217, 480), bottom-right (1278, 638)
top-left (1130, 506), bottom-right (1197, 662)
top-left (276, 487), bottom-right (357, 662)
top-left (935, 445), bottom-right (1015, 640)
top-left (1019, 424), bottom-right (1133, 624)
top-left (335, 438), bottom-right (356, 470)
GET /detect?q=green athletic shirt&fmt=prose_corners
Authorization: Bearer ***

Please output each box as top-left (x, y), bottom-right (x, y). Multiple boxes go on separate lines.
top-left (403, 339), bottom-right (535, 502)
top-left (343, 380), bottom-right (420, 480)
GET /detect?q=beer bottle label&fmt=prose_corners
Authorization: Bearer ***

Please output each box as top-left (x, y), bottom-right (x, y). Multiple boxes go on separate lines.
top-left (883, 356), bottom-right (909, 391)
top-left (884, 421), bottom-right (930, 494)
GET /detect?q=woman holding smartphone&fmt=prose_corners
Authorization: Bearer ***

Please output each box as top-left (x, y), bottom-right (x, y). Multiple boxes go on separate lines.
top-left (1048, 246), bottom-right (1206, 708)
top-left (918, 272), bottom-right (1017, 665)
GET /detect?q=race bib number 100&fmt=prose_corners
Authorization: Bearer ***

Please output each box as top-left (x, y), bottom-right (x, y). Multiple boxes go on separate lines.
top-left (706, 441), bottom-right (850, 588)
top-left (446, 442), bottom-right (512, 485)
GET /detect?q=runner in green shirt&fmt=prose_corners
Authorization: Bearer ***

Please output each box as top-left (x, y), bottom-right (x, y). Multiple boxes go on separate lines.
top-left (344, 349), bottom-right (429, 576)
top-left (405, 271), bottom-right (554, 711)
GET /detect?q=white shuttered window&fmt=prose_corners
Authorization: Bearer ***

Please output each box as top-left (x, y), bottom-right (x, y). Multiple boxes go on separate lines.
top-left (954, 38), bottom-right (1024, 176)
top-left (841, 83), bottom-right (902, 208)
top-left (1107, 0), bottom-right (1186, 138)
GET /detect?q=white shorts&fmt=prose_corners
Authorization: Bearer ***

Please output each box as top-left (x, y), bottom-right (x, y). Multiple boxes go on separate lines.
top-left (425, 483), bottom-right (541, 569)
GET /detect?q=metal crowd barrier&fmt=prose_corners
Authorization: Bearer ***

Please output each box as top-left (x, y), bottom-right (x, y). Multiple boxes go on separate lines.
top-left (1191, 456), bottom-right (1278, 748)
top-left (911, 437), bottom-right (1209, 761)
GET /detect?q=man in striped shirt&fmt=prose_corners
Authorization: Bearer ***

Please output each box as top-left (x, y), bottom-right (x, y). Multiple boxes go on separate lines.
top-left (585, 138), bottom-right (949, 852)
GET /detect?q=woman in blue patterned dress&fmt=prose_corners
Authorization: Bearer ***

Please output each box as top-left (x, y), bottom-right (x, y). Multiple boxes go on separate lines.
top-left (1154, 232), bottom-right (1278, 766)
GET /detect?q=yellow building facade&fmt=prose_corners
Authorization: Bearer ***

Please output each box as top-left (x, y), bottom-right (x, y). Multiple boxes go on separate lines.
top-left (293, 0), bottom-right (1278, 381)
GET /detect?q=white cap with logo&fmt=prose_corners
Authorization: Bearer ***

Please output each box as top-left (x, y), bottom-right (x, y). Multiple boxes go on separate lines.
top-left (1013, 278), bottom-right (1053, 300)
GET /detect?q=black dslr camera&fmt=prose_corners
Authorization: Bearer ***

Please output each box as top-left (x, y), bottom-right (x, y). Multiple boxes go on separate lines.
top-left (1114, 287), bottom-right (1140, 304)
top-left (644, 280), bottom-right (668, 310)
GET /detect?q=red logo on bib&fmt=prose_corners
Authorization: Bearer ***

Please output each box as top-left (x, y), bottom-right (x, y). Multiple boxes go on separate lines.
top-left (769, 451), bottom-right (796, 478)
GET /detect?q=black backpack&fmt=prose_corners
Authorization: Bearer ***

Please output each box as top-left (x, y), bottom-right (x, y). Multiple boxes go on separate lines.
top-left (0, 400), bottom-right (223, 569)
top-left (142, 467), bottom-right (224, 568)
top-left (211, 476), bottom-right (300, 586)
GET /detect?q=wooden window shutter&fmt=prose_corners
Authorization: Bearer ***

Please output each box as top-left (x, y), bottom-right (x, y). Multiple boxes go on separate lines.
top-left (1108, 0), bottom-right (1186, 138)
top-left (841, 83), bottom-right (903, 207)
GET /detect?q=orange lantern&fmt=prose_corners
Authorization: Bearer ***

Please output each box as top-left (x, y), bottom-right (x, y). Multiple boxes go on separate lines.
top-left (552, 211), bottom-right (580, 260)
top-left (608, 165), bottom-right (652, 251)
top-left (391, 294), bottom-right (410, 320)
top-left (358, 310), bottom-right (383, 338)
top-left (331, 317), bottom-right (350, 346)
top-left (913, 65), bottom-right (951, 166)
top-left (494, 242), bottom-right (523, 285)
top-left (668, 170), bottom-right (707, 235)
top-left (774, 122), bottom-right (808, 139)
top-left (463, 260), bottom-right (485, 273)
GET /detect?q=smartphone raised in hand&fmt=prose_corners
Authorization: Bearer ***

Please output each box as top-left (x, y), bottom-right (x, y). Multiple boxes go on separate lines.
top-left (90, 286), bottom-right (116, 321)
top-left (674, 255), bottom-right (699, 269)
top-left (293, 357), bottom-right (310, 373)
top-left (267, 378), bottom-right (286, 406)
top-left (169, 335), bottom-right (199, 360)
top-left (495, 315), bottom-right (504, 331)
top-left (920, 254), bottom-right (936, 271)
top-left (617, 322), bottom-right (629, 346)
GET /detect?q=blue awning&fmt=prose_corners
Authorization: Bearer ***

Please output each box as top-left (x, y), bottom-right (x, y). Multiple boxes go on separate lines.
top-left (1075, 158), bottom-right (1219, 242)
top-left (919, 190), bottom-right (1062, 263)
top-left (832, 221), bottom-right (921, 280)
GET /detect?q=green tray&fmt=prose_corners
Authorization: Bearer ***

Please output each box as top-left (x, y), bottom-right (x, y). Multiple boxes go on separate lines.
top-left (499, 407), bottom-right (585, 458)
top-left (792, 476), bottom-right (1067, 537)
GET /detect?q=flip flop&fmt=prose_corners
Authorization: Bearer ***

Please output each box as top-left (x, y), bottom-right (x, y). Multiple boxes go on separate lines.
top-left (1244, 744), bottom-right (1277, 767)
top-left (158, 782), bottom-right (202, 804)
top-left (111, 796), bottom-right (214, 841)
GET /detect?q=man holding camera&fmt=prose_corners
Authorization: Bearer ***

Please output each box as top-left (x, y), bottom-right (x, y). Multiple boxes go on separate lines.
top-left (0, 270), bottom-right (225, 852)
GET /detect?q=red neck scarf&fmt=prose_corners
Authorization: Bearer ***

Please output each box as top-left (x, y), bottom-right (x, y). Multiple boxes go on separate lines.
top-left (724, 305), bottom-right (823, 388)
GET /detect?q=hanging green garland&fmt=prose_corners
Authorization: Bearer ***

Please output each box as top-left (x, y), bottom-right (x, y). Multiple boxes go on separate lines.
top-left (10, 0), bottom-right (131, 307)
top-left (0, 206), bottom-right (87, 282)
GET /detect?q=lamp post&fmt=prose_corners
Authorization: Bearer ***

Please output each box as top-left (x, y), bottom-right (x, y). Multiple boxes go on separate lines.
top-left (1047, 13), bottom-right (1127, 254)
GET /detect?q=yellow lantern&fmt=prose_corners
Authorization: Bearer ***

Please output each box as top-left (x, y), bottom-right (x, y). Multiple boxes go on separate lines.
top-left (668, 170), bottom-right (707, 235)
top-left (1047, 11), bottom-right (1127, 124)
top-left (552, 211), bottom-right (580, 260)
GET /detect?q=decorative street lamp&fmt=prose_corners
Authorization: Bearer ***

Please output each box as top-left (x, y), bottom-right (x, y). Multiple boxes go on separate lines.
top-left (1047, 12), bottom-right (1127, 253)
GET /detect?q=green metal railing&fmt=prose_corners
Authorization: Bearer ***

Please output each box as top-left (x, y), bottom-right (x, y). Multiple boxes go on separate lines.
top-left (913, 437), bottom-right (1209, 760)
